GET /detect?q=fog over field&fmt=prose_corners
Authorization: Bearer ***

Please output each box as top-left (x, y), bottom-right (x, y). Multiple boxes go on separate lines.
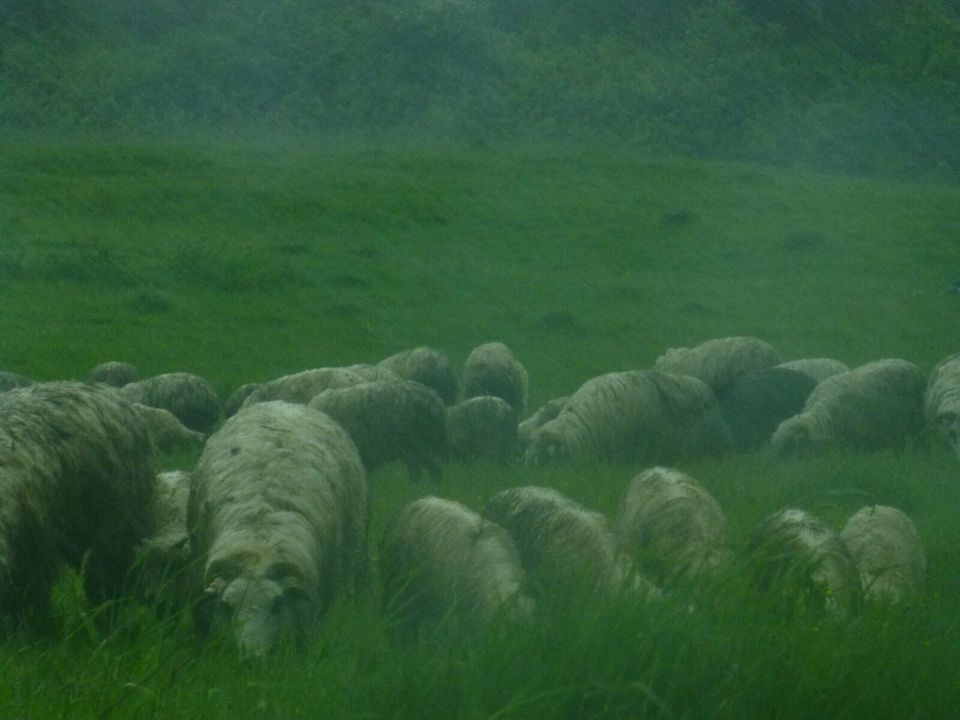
top-left (1, 3), bottom-right (959, 719)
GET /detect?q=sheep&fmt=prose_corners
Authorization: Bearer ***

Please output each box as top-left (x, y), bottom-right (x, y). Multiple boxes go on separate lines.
top-left (924, 352), bottom-right (960, 459)
top-left (445, 395), bottom-right (518, 464)
top-left (840, 505), bottom-right (926, 606)
top-left (775, 358), bottom-right (850, 384)
top-left (132, 403), bottom-right (205, 454)
top-left (308, 380), bottom-right (446, 481)
top-left (0, 371), bottom-right (34, 393)
top-left (747, 507), bottom-right (861, 617)
top-left (771, 359), bottom-right (927, 456)
top-left (240, 367), bottom-right (367, 408)
top-left (379, 496), bottom-right (532, 638)
top-left (616, 467), bottom-right (732, 587)
top-left (0, 382), bottom-right (156, 631)
top-left (87, 361), bottom-right (139, 387)
top-left (653, 336), bottom-right (782, 394)
top-left (187, 401), bottom-right (367, 657)
top-left (133, 470), bottom-right (193, 614)
top-left (482, 486), bottom-right (656, 601)
top-left (377, 346), bottom-right (458, 405)
top-left (524, 370), bottom-right (731, 465)
top-left (223, 383), bottom-right (261, 419)
top-left (518, 396), bottom-right (570, 452)
top-left (461, 341), bottom-right (529, 418)
top-left (117, 372), bottom-right (221, 435)
top-left (715, 367), bottom-right (817, 451)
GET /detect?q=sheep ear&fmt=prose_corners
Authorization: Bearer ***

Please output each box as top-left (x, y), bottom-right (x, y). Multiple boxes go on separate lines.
top-left (204, 576), bottom-right (227, 596)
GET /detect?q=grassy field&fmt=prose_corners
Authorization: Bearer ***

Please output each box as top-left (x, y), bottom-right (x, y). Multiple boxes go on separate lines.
top-left (0, 136), bottom-right (958, 719)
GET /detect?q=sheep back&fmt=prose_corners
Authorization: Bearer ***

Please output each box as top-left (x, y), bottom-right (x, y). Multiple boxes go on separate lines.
top-left (775, 358), bottom-right (850, 384)
top-left (653, 336), bottom-right (782, 394)
top-left (461, 341), bottom-right (529, 418)
top-left (0, 382), bottom-right (156, 627)
top-left (616, 467), bottom-right (732, 586)
top-left (240, 367), bottom-right (366, 409)
top-left (309, 380), bottom-right (446, 480)
top-left (118, 372), bottom-right (221, 435)
top-left (924, 352), bottom-right (960, 459)
top-left (715, 367), bottom-right (817, 451)
top-left (377, 346), bottom-right (458, 405)
top-left (87, 361), bottom-right (139, 387)
top-left (840, 505), bottom-right (926, 605)
top-left (747, 508), bottom-right (861, 617)
top-left (379, 496), bottom-right (531, 637)
top-left (445, 395), bottom-right (518, 464)
top-left (771, 358), bottom-right (927, 455)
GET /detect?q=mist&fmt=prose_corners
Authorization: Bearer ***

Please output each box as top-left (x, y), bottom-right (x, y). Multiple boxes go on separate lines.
top-left (2, 0), bottom-right (959, 180)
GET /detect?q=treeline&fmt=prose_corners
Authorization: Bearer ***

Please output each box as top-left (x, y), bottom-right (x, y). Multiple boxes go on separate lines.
top-left (3, 0), bottom-right (960, 178)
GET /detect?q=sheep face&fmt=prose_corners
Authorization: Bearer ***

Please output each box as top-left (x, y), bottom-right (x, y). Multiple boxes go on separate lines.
top-left (201, 557), bottom-right (315, 658)
top-left (523, 428), bottom-right (568, 465)
top-left (936, 412), bottom-right (960, 459)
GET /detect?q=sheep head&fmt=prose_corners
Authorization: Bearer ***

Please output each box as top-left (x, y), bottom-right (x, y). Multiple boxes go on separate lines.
top-left (199, 555), bottom-right (315, 658)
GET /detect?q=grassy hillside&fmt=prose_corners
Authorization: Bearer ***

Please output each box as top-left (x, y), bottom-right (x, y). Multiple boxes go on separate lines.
top-left (0, 138), bottom-right (958, 719)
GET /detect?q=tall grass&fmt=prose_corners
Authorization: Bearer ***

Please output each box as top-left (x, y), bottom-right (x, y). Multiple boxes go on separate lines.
top-left (0, 137), bottom-right (958, 719)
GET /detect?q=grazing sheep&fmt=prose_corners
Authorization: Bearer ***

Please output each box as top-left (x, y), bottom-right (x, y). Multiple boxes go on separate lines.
top-left (0, 382), bottom-right (156, 631)
top-left (133, 470), bottom-right (193, 614)
top-left (377, 346), bottom-right (458, 405)
top-left (775, 358), bottom-right (850, 384)
top-left (715, 367), bottom-right (817, 451)
top-left (840, 505), bottom-right (926, 605)
top-left (308, 380), bottom-right (446, 481)
top-left (446, 396), bottom-right (518, 464)
top-left (771, 359), bottom-right (927, 456)
top-left (379, 496), bottom-right (532, 637)
top-left (653, 336), bottom-right (782, 394)
top-left (0, 371), bottom-right (33, 393)
top-left (462, 342), bottom-right (529, 418)
top-left (924, 352), bottom-right (960, 459)
top-left (188, 401), bottom-right (367, 657)
top-left (518, 396), bottom-right (570, 451)
top-left (87, 361), bottom-right (139, 387)
top-left (616, 467), bottom-right (732, 586)
top-left (747, 508), bottom-right (861, 617)
top-left (118, 372), bottom-right (221, 435)
top-left (132, 403), bottom-right (205, 453)
top-left (482, 486), bottom-right (655, 600)
top-left (223, 383), bottom-right (261, 419)
top-left (524, 371), bottom-right (731, 465)
top-left (240, 367), bottom-right (367, 408)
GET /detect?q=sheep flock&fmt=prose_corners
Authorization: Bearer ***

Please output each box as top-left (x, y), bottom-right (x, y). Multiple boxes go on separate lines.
top-left (0, 335), bottom-right (953, 655)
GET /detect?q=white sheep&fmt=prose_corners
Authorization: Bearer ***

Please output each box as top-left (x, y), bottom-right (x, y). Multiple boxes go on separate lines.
top-left (524, 370), bottom-right (731, 465)
top-left (747, 507), bottom-right (861, 617)
top-left (240, 367), bottom-right (367, 408)
top-left (775, 358), bottom-right (850, 384)
top-left (924, 352), bottom-right (960, 459)
top-left (308, 380), bottom-right (447, 480)
top-left (132, 403), bottom-right (205, 454)
top-left (771, 359), bottom-right (928, 456)
top-left (87, 361), bottom-right (139, 387)
top-left (461, 341), bottom-right (529, 418)
top-left (133, 470), bottom-right (193, 614)
top-left (445, 395), bottom-right (518, 464)
top-left (653, 336), bottom-right (782, 394)
top-left (188, 401), bottom-right (367, 657)
top-left (118, 372), bottom-right (221, 435)
top-left (377, 346), bottom-right (459, 405)
top-left (517, 396), bottom-right (570, 452)
top-left (482, 485), bottom-right (657, 601)
top-left (0, 382), bottom-right (156, 630)
top-left (379, 496), bottom-right (533, 638)
top-left (616, 467), bottom-right (732, 586)
top-left (223, 382), bottom-right (261, 419)
top-left (840, 505), bottom-right (926, 605)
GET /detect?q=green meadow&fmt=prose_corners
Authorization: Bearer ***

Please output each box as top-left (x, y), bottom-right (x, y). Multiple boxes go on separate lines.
top-left (1, 138), bottom-right (959, 719)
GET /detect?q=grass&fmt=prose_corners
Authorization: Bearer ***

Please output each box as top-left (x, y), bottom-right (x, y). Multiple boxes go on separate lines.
top-left (0, 135), bottom-right (959, 719)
